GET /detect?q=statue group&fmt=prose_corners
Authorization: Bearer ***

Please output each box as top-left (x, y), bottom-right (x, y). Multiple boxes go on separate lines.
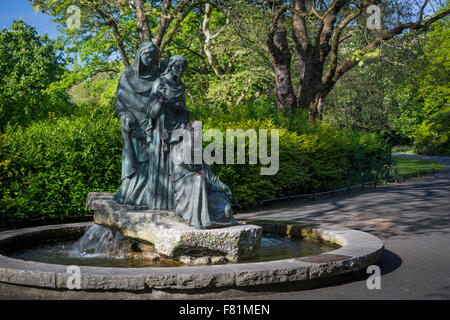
top-left (113, 42), bottom-right (236, 229)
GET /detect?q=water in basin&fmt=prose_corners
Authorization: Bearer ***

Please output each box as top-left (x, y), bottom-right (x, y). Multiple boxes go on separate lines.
top-left (9, 225), bottom-right (340, 268)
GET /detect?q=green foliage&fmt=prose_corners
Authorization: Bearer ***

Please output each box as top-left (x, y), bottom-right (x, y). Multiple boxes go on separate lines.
top-left (0, 104), bottom-right (122, 220)
top-left (0, 20), bottom-right (71, 130)
top-left (1, 100), bottom-right (392, 220)
top-left (201, 114), bottom-right (392, 204)
top-left (417, 19), bottom-right (450, 116)
top-left (0, 3), bottom-right (401, 220)
top-left (391, 145), bottom-right (415, 154)
top-left (30, 0), bottom-right (135, 97)
top-left (413, 109), bottom-right (450, 155)
top-left (68, 71), bottom-right (122, 108)
top-left (323, 27), bottom-right (424, 141)
top-left (324, 7), bottom-right (450, 154)
top-left (412, 19), bottom-right (450, 156)
top-left (166, 5), bottom-right (274, 113)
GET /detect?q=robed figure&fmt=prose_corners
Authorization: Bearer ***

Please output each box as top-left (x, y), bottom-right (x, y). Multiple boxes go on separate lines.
top-left (145, 55), bottom-right (190, 209)
top-left (171, 123), bottom-right (237, 229)
top-left (113, 42), bottom-right (160, 206)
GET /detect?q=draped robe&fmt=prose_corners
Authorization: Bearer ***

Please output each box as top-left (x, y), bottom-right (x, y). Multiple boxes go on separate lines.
top-left (113, 43), bottom-right (159, 206)
top-left (171, 136), bottom-right (237, 229)
top-left (145, 75), bottom-right (190, 210)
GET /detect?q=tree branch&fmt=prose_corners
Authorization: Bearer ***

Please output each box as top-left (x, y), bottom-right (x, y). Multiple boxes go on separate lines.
top-left (316, 0), bottom-right (347, 64)
top-left (133, 0), bottom-right (152, 42)
top-left (202, 2), bottom-right (225, 76)
top-left (419, 0), bottom-right (430, 23)
top-left (153, 0), bottom-right (172, 47)
top-left (322, 4), bottom-right (367, 85)
top-left (331, 9), bottom-right (450, 85)
top-left (158, 1), bottom-right (198, 56)
top-left (87, 3), bottom-right (130, 67)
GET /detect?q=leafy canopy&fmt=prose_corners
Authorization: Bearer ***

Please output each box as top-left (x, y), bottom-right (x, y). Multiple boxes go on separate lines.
top-left (0, 20), bottom-right (69, 130)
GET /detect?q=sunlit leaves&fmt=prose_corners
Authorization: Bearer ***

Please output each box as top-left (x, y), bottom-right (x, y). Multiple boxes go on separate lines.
top-left (0, 20), bottom-right (69, 130)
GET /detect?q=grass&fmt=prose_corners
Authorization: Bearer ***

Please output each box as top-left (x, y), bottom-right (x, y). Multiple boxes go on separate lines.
top-left (394, 157), bottom-right (445, 176)
top-left (392, 145), bottom-right (415, 155)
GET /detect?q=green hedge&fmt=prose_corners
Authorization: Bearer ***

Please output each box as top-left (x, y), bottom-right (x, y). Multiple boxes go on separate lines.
top-left (0, 105), bottom-right (392, 221)
top-left (0, 105), bottom-right (122, 220)
top-left (203, 119), bottom-right (392, 204)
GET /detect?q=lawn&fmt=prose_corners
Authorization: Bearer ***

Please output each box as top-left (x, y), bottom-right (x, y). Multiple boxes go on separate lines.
top-left (392, 145), bottom-right (415, 155)
top-left (394, 157), bottom-right (446, 176)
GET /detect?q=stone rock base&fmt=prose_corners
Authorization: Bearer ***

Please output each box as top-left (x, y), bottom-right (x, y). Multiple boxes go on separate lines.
top-left (105, 236), bottom-right (160, 261)
top-left (87, 192), bottom-right (263, 261)
top-left (104, 234), bottom-right (229, 265)
top-left (179, 255), bottom-right (228, 265)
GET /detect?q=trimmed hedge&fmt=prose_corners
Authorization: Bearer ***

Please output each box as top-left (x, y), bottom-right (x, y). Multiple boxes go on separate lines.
top-left (0, 105), bottom-right (392, 221)
top-left (204, 119), bottom-right (392, 204)
top-left (1, 105), bottom-right (122, 220)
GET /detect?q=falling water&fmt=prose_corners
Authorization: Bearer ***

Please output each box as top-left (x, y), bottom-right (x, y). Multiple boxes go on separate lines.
top-left (69, 224), bottom-right (114, 257)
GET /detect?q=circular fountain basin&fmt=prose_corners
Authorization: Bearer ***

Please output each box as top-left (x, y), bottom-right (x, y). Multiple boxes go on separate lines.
top-left (8, 230), bottom-right (340, 268)
top-left (0, 221), bottom-right (383, 299)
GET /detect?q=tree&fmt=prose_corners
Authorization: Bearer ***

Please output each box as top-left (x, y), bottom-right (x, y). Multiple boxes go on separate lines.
top-left (29, 0), bottom-right (233, 108)
top-left (35, 0), bottom-right (276, 111)
top-left (412, 18), bottom-right (450, 155)
top-left (193, 3), bottom-right (275, 108)
top-left (0, 20), bottom-right (67, 130)
top-left (31, 0), bottom-right (212, 74)
top-left (322, 28), bottom-right (425, 142)
top-left (29, 0), bottom-right (449, 125)
top-left (263, 0), bottom-right (450, 122)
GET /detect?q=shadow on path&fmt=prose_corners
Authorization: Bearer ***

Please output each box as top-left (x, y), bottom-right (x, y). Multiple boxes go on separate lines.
top-left (380, 249), bottom-right (403, 276)
top-left (236, 155), bottom-right (450, 240)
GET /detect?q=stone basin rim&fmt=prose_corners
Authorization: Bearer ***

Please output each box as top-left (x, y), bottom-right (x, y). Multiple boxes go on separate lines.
top-left (0, 221), bottom-right (384, 291)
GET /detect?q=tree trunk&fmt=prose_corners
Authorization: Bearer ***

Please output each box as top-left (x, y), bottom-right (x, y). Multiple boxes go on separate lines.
top-left (267, 11), bottom-right (296, 113)
top-left (307, 93), bottom-right (324, 123)
top-left (134, 0), bottom-right (152, 42)
top-left (265, 1), bottom-right (450, 124)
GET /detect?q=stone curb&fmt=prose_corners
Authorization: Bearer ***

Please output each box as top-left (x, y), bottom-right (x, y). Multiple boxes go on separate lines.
top-left (0, 222), bottom-right (383, 291)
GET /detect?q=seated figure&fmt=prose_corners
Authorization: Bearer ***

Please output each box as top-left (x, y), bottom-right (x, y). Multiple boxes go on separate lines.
top-left (170, 124), bottom-right (237, 229)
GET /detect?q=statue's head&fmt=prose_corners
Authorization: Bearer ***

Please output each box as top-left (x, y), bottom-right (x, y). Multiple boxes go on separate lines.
top-left (165, 55), bottom-right (187, 77)
top-left (139, 41), bottom-right (158, 67)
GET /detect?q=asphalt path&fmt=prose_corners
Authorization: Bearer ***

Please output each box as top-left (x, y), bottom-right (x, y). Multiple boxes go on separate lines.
top-left (234, 154), bottom-right (450, 299)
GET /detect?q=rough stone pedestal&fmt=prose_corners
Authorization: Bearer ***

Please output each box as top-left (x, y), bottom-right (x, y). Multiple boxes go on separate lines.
top-left (86, 192), bottom-right (262, 262)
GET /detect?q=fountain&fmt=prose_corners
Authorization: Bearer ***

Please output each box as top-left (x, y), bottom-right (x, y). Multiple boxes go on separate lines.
top-left (0, 44), bottom-right (383, 299)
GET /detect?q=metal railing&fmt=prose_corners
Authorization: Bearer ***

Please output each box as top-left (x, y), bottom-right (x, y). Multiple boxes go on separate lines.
top-left (0, 168), bottom-right (439, 229)
top-left (233, 167), bottom-right (438, 209)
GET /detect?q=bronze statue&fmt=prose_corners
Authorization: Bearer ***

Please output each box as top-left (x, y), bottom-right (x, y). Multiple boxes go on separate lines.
top-left (171, 123), bottom-right (236, 229)
top-left (113, 41), bottom-right (159, 206)
top-left (114, 47), bottom-right (236, 228)
top-left (145, 55), bottom-right (190, 210)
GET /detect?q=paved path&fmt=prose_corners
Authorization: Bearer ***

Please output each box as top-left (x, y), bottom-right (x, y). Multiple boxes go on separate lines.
top-left (234, 154), bottom-right (450, 299)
